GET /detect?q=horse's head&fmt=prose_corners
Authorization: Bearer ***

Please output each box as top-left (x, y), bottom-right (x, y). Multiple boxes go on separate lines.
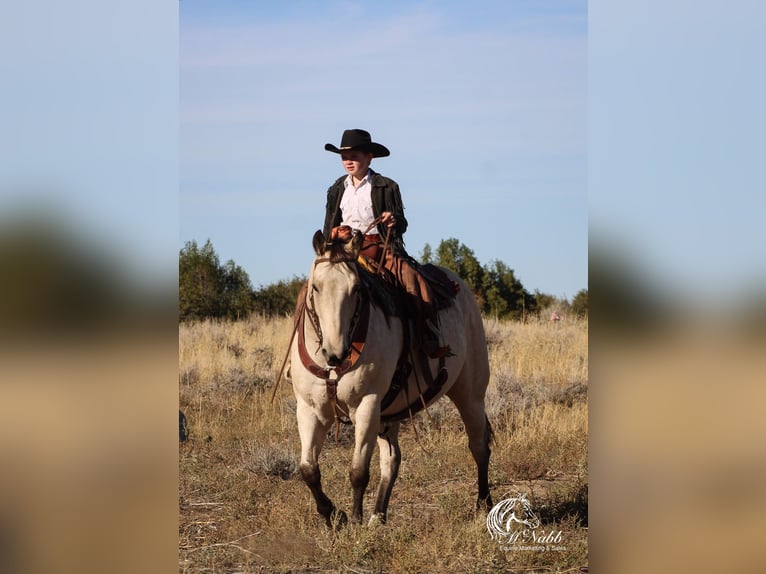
top-left (307, 229), bottom-right (365, 366)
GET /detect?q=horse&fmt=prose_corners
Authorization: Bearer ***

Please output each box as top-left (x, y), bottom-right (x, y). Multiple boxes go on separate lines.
top-left (289, 229), bottom-right (494, 527)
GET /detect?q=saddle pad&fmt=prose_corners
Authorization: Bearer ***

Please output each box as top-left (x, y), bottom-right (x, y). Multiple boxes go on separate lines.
top-left (418, 263), bottom-right (460, 310)
top-left (358, 264), bottom-right (402, 317)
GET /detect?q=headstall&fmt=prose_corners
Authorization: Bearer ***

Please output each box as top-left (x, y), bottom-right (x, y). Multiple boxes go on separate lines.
top-left (298, 257), bottom-right (370, 401)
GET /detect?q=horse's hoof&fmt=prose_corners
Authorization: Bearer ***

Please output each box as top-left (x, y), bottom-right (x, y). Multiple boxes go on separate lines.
top-left (367, 513), bottom-right (387, 527)
top-left (476, 495), bottom-right (494, 513)
top-left (329, 509), bottom-right (348, 530)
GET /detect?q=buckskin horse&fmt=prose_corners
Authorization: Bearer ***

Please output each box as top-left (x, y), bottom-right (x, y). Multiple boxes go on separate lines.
top-left (288, 229), bottom-right (493, 527)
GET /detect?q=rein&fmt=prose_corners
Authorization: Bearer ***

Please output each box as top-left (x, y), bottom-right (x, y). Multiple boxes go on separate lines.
top-left (362, 217), bottom-right (392, 276)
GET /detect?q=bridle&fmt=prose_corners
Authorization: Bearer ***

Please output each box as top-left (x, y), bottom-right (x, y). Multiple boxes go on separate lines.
top-left (270, 219), bottom-right (390, 407)
top-left (297, 254), bottom-right (370, 401)
top-left (304, 257), bottom-right (364, 352)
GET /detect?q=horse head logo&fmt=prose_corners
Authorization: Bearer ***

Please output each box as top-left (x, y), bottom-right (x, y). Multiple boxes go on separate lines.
top-left (486, 492), bottom-right (541, 541)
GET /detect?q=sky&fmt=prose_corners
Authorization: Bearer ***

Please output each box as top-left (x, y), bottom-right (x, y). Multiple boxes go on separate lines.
top-left (1, 1), bottom-right (762, 305)
top-left (180, 0), bottom-right (588, 300)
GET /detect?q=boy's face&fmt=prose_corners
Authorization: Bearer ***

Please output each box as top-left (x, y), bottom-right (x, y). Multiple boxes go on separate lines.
top-left (340, 150), bottom-right (373, 180)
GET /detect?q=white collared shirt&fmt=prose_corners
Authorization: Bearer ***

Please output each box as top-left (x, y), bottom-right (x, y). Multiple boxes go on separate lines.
top-left (340, 170), bottom-right (378, 235)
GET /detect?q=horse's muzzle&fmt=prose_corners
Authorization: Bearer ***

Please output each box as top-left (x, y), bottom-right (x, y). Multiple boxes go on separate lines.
top-left (322, 347), bottom-right (349, 367)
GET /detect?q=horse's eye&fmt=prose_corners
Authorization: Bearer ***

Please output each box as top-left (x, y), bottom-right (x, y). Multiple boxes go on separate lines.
top-left (312, 284), bottom-right (319, 293)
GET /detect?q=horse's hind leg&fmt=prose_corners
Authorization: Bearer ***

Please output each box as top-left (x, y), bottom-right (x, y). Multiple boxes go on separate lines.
top-left (370, 422), bottom-right (401, 525)
top-left (447, 389), bottom-right (494, 511)
top-left (475, 414), bottom-right (494, 510)
top-left (296, 399), bottom-right (347, 528)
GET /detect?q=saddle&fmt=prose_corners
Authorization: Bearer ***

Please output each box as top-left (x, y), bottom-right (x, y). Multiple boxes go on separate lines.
top-left (357, 255), bottom-right (459, 315)
top-left (356, 256), bottom-right (458, 422)
top-left (292, 227), bottom-right (460, 423)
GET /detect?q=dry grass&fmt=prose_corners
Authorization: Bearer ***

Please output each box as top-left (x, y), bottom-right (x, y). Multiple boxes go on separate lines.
top-left (179, 314), bottom-right (588, 573)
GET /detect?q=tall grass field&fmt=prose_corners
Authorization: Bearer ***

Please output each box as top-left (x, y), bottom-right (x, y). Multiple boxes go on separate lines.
top-left (179, 315), bottom-right (588, 573)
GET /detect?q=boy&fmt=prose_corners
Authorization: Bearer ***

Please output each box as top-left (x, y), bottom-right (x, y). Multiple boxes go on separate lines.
top-left (322, 129), bottom-right (448, 358)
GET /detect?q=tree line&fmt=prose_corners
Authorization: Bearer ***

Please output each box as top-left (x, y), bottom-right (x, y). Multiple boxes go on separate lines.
top-left (179, 238), bottom-right (587, 322)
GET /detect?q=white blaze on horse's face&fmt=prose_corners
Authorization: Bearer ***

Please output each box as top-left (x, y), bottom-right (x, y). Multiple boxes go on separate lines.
top-left (310, 260), bottom-right (361, 366)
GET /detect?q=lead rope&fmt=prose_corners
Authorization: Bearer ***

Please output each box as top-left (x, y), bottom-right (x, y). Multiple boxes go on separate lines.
top-left (377, 226), bottom-right (392, 275)
top-left (271, 300), bottom-right (305, 405)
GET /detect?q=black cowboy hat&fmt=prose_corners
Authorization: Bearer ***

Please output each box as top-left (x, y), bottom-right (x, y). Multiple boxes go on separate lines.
top-left (324, 129), bottom-right (390, 158)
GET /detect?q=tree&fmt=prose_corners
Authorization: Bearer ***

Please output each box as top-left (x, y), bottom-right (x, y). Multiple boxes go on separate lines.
top-left (179, 239), bottom-right (254, 321)
top-left (534, 290), bottom-right (559, 312)
top-left (435, 238), bottom-right (485, 306)
top-left (220, 259), bottom-right (254, 320)
top-left (179, 240), bottom-right (223, 320)
top-left (420, 243), bottom-right (433, 264)
top-left (482, 260), bottom-right (534, 320)
top-left (253, 276), bottom-right (306, 317)
top-left (571, 288), bottom-right (588, 319)
top-left (426, 238), bottom-right (538, 320)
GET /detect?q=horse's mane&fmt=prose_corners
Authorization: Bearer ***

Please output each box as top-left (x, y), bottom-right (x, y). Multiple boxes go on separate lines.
top-left (322, 240), bottom-right (358, 264)
top-left (311, 230), bottom-right (401, 317)
top-left (313, 228), bottom-right (362, 265)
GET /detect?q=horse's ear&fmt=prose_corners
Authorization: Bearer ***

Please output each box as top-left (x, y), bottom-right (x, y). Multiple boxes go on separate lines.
top-left (312, 230), bottom-right (326, 255)
top-left (350, 230), bottom-right (364, 257)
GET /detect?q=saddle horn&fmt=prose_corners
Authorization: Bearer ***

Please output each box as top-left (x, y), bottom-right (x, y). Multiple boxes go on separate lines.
top-left (350, 230), bottom-right (364, 258)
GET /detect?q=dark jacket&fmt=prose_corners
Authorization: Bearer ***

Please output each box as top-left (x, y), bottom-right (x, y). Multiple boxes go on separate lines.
top-left (322, 170), bottom-right (409, 254)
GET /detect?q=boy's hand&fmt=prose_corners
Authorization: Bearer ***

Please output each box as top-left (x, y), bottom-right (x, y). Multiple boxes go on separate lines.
top-left (380, 211), bottom-right (397, 228)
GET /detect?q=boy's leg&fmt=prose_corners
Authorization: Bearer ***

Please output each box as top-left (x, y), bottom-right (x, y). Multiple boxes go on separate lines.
top-left (382, 254), bottom-right (449, 358)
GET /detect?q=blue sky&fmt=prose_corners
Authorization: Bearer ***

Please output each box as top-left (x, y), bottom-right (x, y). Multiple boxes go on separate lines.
top-left (180, 1), bottom-right (587, 299)
top-left (2, 1), bottom-right (762, 305)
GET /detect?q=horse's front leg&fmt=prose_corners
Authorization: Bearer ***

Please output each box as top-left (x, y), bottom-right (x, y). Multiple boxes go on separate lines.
top-left (371, 421), bottom-right (401, 525)
top-left (296, 398), bottom-right (347, 528)
top-left (349, 395), bottom-right (381, 524)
